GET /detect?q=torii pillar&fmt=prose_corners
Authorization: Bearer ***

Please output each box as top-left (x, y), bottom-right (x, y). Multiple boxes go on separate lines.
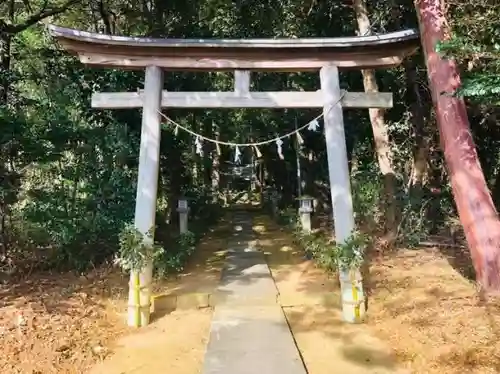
top-left (321, 65), bottom-right (364, 322)
top-left (127, 66), bottom-right (163, 327)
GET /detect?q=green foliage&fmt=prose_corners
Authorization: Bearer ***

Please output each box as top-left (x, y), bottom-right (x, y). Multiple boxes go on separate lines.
top-left (334, 232), bottom-right (368, 270)
top-left (436, 17), bottom-right (500, 105)
top-left (1, 0), bottom-right (497, 277)
top-left (116, 225), bottom-right (164, 271)
top-left (351, 169), bottom-right (383, 230)
top-left (275, 207), bottom-right (297, 227)
top-left (277, 209), bottom-right (368, 271)
top-left (455, 73), bottom-right (500, 103)
top-left (155, 231), bottom-right (196, 276)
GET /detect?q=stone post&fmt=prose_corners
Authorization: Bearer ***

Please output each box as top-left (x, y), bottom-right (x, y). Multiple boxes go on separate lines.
top-left (297, 196), bottom-right (314, 233)
top-left (177, 198), bottom-right (189, 234)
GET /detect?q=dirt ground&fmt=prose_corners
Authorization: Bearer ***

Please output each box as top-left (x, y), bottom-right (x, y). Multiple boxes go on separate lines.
top-left (0, 267), bottom-right (129, 374)
top-left (254, 214), bottom-right (403, 374)
top-left (88, 308), bottom-right (213, 374)
top-left (0, 218), bottom-right (230, 374)
top-left (4, 210), bottom-right (498, 374)
top-left (151, 220), bottom-right (229, 297)
top-left (87, 219), bottom-right (231, 374)
top-left (367, 247), bottom-right (500, 374)
top-left (284, 305), bottom-right (407, 374)
top-left (270, 213), bottom-right (500, 374)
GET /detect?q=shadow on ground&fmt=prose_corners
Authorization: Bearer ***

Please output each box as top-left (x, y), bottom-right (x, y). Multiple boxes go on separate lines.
top-left (365, 245), bottom-right (500, 374)
top-left (248, 211), bottom-right (401, 373)
top-left (438, 244), bottom-right (476, 281)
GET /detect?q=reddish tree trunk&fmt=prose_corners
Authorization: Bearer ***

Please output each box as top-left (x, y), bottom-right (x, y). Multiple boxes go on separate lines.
top-left (415, 0), bottom-right (500, 291)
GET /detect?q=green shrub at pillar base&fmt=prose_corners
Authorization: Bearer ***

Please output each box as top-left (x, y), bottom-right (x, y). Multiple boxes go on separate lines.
top-left (116, 226), bottom-right (162, 328)
top-left (279, 209), bottom-right (369, 323)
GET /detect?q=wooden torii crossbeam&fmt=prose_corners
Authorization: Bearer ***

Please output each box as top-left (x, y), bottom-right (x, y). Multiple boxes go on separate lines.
top-left (48, 25), bottom-right (420, 327)
top-left (92, 90), bottom-right (393, 109)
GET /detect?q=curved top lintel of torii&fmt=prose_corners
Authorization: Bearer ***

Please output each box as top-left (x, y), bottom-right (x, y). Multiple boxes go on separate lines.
top-left (47, 24), bottom-right (420, 71)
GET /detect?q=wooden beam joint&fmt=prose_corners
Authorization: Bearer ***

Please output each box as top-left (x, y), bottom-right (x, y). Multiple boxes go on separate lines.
top-left (234, 70), bottom-right (251, 94)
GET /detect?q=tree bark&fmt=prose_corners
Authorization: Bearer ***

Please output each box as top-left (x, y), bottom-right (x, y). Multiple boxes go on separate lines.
top-left (202, 118), bottom-right (212, 189)
top-left (0, 0), bottom-right (80, 35)
top-left (415, 0), bottom-right (500, 291)
top-left (352, 0), bottom-right (397, 237)
top-left (0, 0), bottom-right (14, 104)
top-left (191, 113), bottom-right (199, 185)
top-left (0, 32), bottom-right (10, 104)
top-left (211, 122), bottom-right (221, 202)
top-left (97, 0), bottom-right (113, 34)
top-left (404, 58), bottom-right (429, 191)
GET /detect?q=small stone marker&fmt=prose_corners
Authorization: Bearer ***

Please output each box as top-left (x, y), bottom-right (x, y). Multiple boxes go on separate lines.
top-left (297, 195), bottom-right (314, 233)
top-left (177, 197), bottom-right (189, 234)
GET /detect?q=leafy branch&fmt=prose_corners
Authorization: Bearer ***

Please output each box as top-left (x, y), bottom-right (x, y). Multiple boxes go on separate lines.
top-left (436, 36), bottom-right (500, 105)
top-left (0, 0), bottom-right (82, 35)
top-left (278, 208), bottom-right (368, 271)
top-left (155, 230), bottom-right (196, 277)
top-left (115, 224), bottom-right (164, 271)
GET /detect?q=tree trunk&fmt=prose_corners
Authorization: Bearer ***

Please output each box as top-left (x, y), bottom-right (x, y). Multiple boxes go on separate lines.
top-left (211, 122), bottom-right (221, 202)
top-left (191, 113), bottom-right (199, 185)
top-left (305, 150), bottom-right (315, 196)
top-left (202, 118), bottom-right (212, 189)
top-left (352, 0), bottom-right (397, 237)
top-left (0, 33), bottom-right (11, 104)
top-left (415, 0), bottom-right (500, 291)
top-left (404, 58), bottom-right (429, 192)
top-left (0, 1), bottom-right (13, 250)
top-left (0, 0), bottom-right (14, 104)
top-left (492, 170), bottom-right (500, 211)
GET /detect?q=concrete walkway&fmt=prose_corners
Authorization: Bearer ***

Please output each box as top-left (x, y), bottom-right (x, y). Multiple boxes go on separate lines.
top-left (201, 211), bottom-right (306, 374)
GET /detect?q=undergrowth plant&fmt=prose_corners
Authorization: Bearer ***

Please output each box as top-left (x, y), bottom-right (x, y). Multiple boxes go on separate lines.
top-left (277, 208), bottom-right (368, 272)
top-left (116, 224), bottom-right (198, 278)
top-left (155, 230), bottom-right (196, 277)
top-left (116, 193), bottom-right (221, 278)
top-left (116, 225), bottom-right (164, 272)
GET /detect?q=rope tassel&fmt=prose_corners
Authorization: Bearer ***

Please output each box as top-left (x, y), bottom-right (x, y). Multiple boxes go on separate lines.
top-left (195, 136), bottom-right (203, 156)
top-left (154, 90), bottom-right (348, 161)
top-left (234, 146), bottom-right (242, 164)
top-left (296, 132), bottom-right (304, 146)
top-left (253, 145), bottom-right (262, 158)
top-left (307, 119), bottom-right (320, 131)
top-left (276, 138), bottom-right (284, 160)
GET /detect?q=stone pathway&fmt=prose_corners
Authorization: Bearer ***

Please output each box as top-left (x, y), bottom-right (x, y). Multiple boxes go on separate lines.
top-left (254, 213), bottom-right (407, 374)
top-left (85, 209), bottom-right (403, 374)
top-left (201, 211), bottom-right (307, 374)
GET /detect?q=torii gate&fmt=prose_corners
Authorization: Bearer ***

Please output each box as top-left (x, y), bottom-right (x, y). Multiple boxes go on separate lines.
top-left (48, 25), bottom-right (419, 326)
